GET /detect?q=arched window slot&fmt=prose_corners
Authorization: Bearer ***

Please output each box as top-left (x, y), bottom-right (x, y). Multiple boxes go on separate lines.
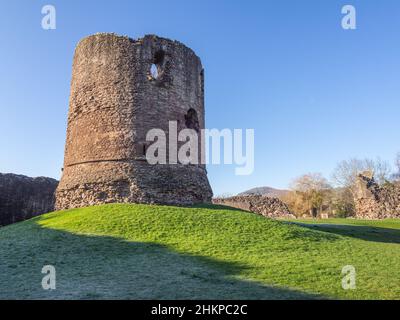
top-left (185, 108), bottom-right (200, 132)
top-left (154, 50), bottom-right (165, 65)
top-left (150, 64), bottom-right (159, 79)
top-left (149, 50), bottom-right (165, 80)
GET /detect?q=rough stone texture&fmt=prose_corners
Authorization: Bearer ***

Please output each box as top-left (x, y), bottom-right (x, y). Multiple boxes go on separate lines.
top-left (0, 173), bottom-right (58, 226)
top-left (354, 172), bottom-right (400, 219)
top-left (56, 33), bottom-right (213, 209)
top-left (212, 195), bottom-right (296, 219)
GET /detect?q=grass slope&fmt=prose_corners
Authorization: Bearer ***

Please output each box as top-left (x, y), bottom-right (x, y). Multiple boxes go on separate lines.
top-left (0, 204), bottom-right (399, 299)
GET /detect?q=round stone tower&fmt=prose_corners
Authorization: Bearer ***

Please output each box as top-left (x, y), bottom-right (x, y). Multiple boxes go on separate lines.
top-left (55, 33), bottom-right (213, 210)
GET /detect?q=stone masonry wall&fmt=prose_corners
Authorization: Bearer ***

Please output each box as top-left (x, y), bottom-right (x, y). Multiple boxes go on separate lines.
top-left (354, 172), bottom-right (400, 219)
top-left (56, 33), bottom-right (212, 209)
top-left (213, 195), bottom-right (296, 219)
top-left (0, 173), bottom-right (58, 226)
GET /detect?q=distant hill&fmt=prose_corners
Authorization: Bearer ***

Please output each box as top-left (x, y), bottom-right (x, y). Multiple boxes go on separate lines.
top-left (238, 186), bottom-right (289, 198)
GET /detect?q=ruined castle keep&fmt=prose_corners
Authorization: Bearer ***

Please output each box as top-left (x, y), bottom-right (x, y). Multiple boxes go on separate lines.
top-left (55, 34), bottom-right (213, 210)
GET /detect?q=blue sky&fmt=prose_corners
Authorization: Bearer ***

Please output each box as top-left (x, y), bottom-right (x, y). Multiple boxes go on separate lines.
top-left (1, 0), bottom-right (399, 195)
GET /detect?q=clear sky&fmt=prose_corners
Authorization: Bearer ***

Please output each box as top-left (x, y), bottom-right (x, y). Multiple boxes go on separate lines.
top-left (1, 0), bottom-right (399, 196)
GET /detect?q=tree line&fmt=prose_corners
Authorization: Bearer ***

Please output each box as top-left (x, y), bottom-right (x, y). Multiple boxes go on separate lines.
top-left (281, 153), bottom-right (400, 218)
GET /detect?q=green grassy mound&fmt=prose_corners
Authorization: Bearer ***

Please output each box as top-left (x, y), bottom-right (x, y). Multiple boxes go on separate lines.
top-left (0, 204), bottom-right (399, 299)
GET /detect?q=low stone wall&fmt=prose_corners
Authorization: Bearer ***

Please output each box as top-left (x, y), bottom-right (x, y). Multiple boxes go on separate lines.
top-left (354, 173), bottom-right (400, 219)
top-left (0, 173), bottom-right (58, 226)
top-left (212, 195), bottom-right (296, 219)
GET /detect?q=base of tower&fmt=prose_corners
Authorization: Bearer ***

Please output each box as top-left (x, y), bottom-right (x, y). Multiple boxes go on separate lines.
top-left (55, 162), bottom-right (213, 210)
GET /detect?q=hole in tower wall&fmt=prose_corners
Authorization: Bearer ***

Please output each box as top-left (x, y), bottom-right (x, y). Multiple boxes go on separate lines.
top-left (154, 50), bottom-right (165, 65)
top-left (149, 50), bottom-right (165, 80)
top-left (150, 64), bottom-right (159, 79)
top-left (185, 108), bottom-right (200, 132)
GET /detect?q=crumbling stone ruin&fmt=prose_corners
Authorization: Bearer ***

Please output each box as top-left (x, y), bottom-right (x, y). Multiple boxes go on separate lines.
top-left (56, 33), bottom-right (212, 210)
top-left (213, 195), bottom-right (296, 219)
top-left (354, 172), bottom-right (400, 219)
top-left (0, 173), bottom-right (58, 226)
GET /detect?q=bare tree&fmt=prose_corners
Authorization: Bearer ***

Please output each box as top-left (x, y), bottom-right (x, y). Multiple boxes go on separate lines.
top-left (329, 158), bottom-right (391, 217)
top-left (332, 158), bottom-right (391, 191)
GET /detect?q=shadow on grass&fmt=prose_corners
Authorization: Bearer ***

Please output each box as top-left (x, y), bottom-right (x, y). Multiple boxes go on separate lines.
top-left (294, 223), bottom-right (400, 244)
top-left (0, 222), bottom-right (321, 300)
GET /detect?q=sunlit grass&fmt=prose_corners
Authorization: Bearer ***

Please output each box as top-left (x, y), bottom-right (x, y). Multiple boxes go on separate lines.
top-left (0, 204), bottom-right (399, 299)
